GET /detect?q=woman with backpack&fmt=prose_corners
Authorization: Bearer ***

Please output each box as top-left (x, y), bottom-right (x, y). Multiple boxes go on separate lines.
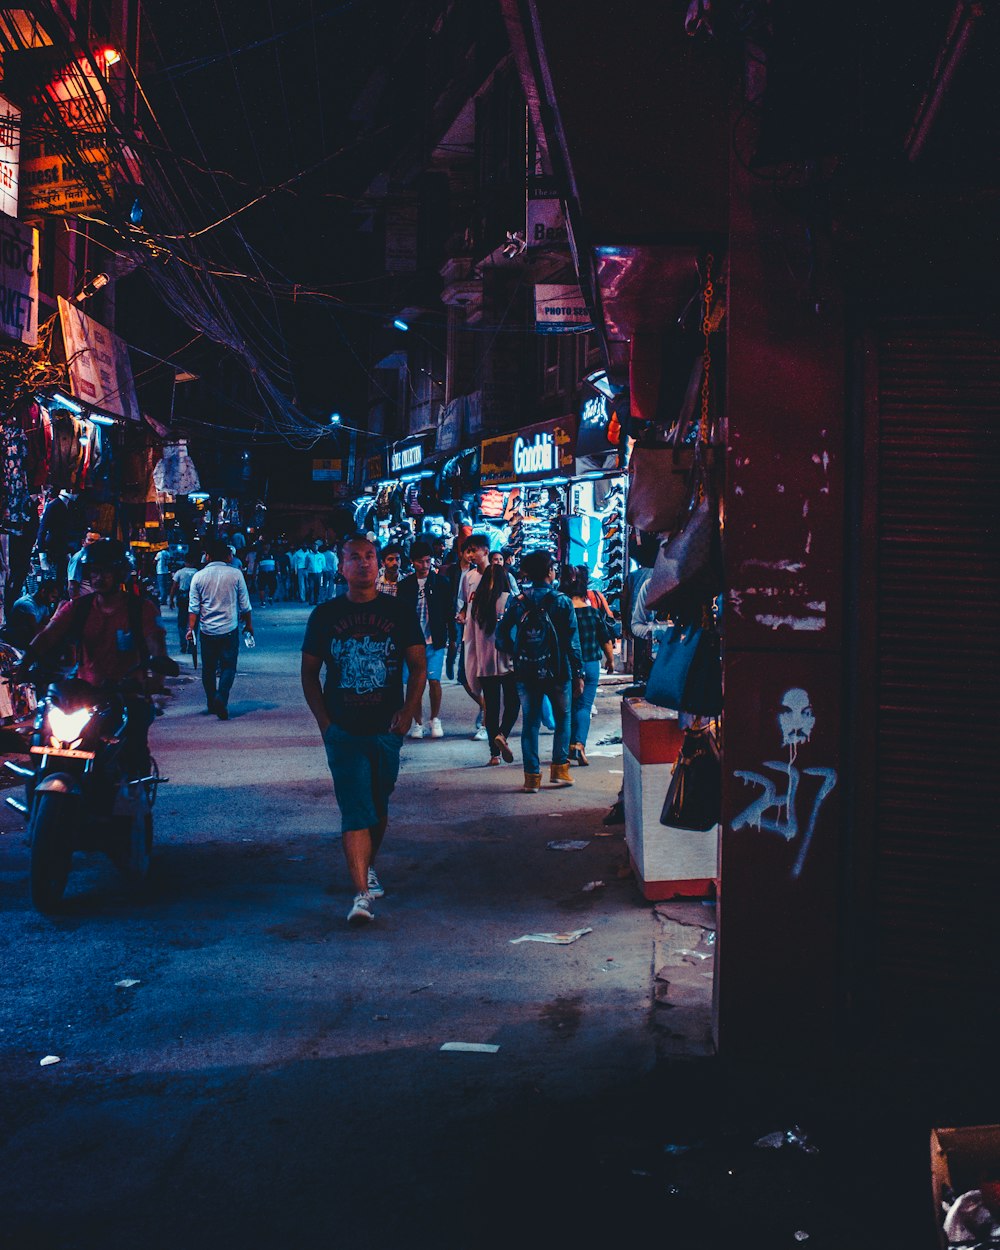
top-left (497, 549), bottom-right (583, 792)
top-left (465, 564), bottom-right (520, 765)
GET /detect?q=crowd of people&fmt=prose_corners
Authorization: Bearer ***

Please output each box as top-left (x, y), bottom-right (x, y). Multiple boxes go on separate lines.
top-left (2, 521), bottom-right (622, 927)
top-left (297, 530), bottom-right (620, 925)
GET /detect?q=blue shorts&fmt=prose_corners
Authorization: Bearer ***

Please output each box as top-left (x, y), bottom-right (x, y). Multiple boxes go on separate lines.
top-left (323, 722), bottom-right (404, 834)
top-left (425, 646), bottom-right (446, 682)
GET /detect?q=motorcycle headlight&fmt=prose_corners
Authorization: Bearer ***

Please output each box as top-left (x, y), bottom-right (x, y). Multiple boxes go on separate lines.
top-left (47, 705), bottom-right (95, 745)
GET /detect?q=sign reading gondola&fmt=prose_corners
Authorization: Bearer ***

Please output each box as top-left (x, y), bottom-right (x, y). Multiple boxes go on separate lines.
top-left (480, 416), bottom-right (577, 485)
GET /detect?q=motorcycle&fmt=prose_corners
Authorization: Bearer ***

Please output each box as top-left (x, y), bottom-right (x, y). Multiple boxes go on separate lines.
top-left (3, 655), bottom-right (177, 912)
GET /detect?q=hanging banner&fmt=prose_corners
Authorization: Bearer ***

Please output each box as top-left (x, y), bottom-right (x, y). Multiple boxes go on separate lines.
top-left (436, 395), bottom-right (465, 452)
top-left (385, 201), bottom-right (418, 273)
top-left (527, 176), bottom-right (567, 249)
top-left (535, 284), bottom-right (592, 334)
top-left (480, 415), bottom-right (577, 486)
top-left (58, 296), bottom-right (140, 421)
top-left (0, 94), bottom-right (20, 218)
top-left (0, 212), bottom-right (39, 346)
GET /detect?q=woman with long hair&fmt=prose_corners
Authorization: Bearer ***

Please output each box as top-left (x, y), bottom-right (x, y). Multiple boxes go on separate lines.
top-left (565, 566), bottom-right (614, 765)
top-left (466, 563), bottom-right (520, 764)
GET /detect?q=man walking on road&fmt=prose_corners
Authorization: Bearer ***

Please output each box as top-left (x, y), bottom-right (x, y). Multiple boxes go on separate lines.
top-left (301, 535), bottom-right (426, 925)
top-left (187, 540), bottom-right (253, 719)
top-left (497, 548), bottom-right (583, 792)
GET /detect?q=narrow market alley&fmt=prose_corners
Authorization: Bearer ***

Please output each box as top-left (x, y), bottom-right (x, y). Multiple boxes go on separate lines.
top-left (0, 605), bottom-right (984, 1249)
top-left (0, 602), bottom-right (686, 1247)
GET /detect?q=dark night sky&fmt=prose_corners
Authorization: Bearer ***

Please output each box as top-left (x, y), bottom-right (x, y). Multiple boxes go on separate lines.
top-left (126, 0), bottom-right (413, 426)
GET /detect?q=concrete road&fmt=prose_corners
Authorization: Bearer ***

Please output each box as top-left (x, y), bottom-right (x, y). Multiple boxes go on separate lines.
top-left (0, 602), bottom-right (664, 1249)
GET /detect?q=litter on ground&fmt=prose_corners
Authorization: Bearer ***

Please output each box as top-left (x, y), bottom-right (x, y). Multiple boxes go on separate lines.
top-left (510, 927), bottom-right (593, 945)
top-left (547, 839), bottom-right (590, 851)
top-left (440, 1042), bottom-right (500, 1053)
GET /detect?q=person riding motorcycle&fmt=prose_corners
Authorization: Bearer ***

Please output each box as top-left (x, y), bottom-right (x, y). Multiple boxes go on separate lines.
top-left (15, 538), bottom-right (175, 772)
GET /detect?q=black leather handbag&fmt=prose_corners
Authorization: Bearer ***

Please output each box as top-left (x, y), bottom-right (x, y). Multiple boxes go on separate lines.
top-left (660, 723), bottom-right (721, 831)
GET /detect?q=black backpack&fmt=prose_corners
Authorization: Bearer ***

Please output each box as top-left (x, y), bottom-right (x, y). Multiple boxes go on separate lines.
top-left (512, 593), bottom-right (562, 684)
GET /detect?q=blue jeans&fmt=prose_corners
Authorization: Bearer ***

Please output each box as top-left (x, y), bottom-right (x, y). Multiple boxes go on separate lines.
top-left (199, 629), bottom-right (239, 709)
top-left (517, 679), bottom-right (571, 774)
top-left (571, 660), bottom-right (601, 748)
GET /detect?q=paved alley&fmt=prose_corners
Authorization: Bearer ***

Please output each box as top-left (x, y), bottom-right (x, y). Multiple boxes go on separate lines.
top-left (0, 602), bottom-right (670, 1248)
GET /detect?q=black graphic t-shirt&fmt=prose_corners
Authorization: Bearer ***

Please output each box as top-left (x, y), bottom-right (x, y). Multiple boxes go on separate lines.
top-left (302, 594), bottom-right (425, 735)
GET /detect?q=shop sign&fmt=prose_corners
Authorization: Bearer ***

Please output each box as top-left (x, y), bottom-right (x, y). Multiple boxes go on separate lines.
top-left (534, 284), bottom-right (592, 334)
top-left (312, 458), bottom-right (343, 482)
top-left (364, 452), bottom-right (384, 482)
top-left (390, 441), bottom-right (422, 474)
top-left (480, 416), bottom-right (577, 486)
top-left (0, 212), bottom-right (39, 346)
top-left (0, 95), bottom-right (20, 218)
top-left (58, 296), bottom-right (140, 421)
top-left (576, 392), bottom-right (618, 458)
top-left (527, 176), bottom-right (567, 249)
top-left (21, 62), bottom-right (112, 217)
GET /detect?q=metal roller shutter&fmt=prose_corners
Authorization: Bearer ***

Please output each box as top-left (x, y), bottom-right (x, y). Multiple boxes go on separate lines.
top-left (870, 321), bottom-right (1000, 1033)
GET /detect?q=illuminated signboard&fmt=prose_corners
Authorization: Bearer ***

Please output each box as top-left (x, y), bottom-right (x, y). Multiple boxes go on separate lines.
top-left (480, 416), bottom-right (577, 485)
top-left (390, 442), bottom-right (422, 474)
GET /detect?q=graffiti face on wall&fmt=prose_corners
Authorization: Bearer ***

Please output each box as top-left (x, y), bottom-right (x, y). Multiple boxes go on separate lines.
top-left (732, 687), bottom-right (837, 879)
top-left (778, 687), bottom-right (815, 750)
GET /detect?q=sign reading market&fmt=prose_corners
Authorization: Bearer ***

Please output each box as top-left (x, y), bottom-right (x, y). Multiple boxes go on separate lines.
top-left (480, 416), bottom-right (577, 486)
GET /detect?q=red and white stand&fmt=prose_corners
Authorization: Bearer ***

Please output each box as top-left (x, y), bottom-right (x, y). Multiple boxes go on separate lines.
top-left (621, 698), bottom-right (719, 900)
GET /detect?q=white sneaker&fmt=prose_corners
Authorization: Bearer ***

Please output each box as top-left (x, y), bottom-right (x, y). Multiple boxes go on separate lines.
top-left (429, 717), bottom-right (444, 739)
top-left (347, 892), bottom-right (375, 924)
top-left (473, 726), bottom-right (488, 741)
top-left (366, 867), bottom-right (385, 898)
top-left (409, 721), bottom-right (425, 739)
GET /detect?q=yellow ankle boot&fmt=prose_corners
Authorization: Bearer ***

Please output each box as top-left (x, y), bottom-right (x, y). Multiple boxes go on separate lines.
top-left (522, 772), bottom-right (542, 793)
top-left (549, 762), bottom-right (574, 787)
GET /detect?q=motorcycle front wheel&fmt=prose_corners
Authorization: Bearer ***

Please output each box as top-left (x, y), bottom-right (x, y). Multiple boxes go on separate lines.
top-left (29, 793), bottom-right (73, 913)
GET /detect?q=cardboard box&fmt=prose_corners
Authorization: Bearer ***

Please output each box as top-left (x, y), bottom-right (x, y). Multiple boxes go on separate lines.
top-left (930, 1124), bottom-right (1000, 1248)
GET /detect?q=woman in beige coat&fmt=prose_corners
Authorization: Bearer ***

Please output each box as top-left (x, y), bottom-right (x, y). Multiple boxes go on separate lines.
top-left (465, 564), bottom-right (520, 764)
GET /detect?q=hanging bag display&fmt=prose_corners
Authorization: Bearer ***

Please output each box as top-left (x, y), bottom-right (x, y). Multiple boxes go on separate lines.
top-left (660, 722), bottom-right (721, 831)
top-left (644, 447), bottom-right (722, 619)
top-left (625, 432), bottom-right (696, 537)
top-left (644, 616), bottom-right (722, 716)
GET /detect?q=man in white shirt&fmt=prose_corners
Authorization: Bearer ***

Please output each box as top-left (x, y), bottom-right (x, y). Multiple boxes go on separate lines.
top-left (290, 543), bottom-right (309, 602)
top-left (305, 543), bottom-right (326, 605)
top-left (186, 540), bottom-right (253, 719)
top-left (168, 550), bottom-right (200, 653)
top-left (322, 543), bottom-right (339, 600)
top-left (154, 546), bottom-right (172, 603)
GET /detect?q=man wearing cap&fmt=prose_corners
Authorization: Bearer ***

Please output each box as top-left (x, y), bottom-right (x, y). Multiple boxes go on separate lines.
top-left (67, 531), bottom-right (102, 598)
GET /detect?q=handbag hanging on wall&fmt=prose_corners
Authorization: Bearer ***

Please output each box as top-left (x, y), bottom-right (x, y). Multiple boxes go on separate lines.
top-left (660, 722), bottom-right (721, 831)
top-left (644, 447), bottom-right (722, 620)
top-left (625, 434), bottom-right (695, 537)
top-left (644, 615), bottom-right (722, 716)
